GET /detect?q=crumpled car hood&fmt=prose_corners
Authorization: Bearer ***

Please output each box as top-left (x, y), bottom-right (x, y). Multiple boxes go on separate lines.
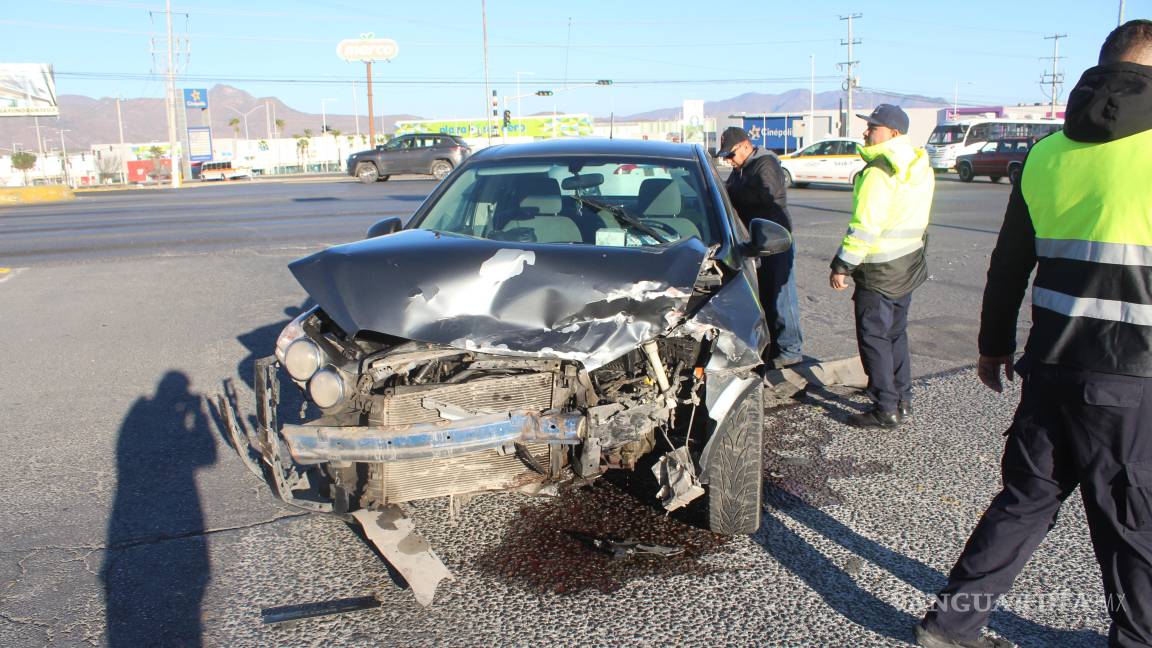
top-left (289, 229), bottom-right (709, 370)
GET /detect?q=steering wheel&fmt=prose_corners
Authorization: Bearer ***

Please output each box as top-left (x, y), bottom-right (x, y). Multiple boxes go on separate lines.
top-left (641, 219), bottom-right (681, 239)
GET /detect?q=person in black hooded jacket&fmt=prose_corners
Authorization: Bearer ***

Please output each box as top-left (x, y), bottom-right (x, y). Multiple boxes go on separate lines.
top-left (915, 20), bottom-right (1152, 648)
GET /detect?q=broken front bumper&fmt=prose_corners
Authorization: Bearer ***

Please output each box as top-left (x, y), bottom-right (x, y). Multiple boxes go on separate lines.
top-left (219, 356), bottom-right (584, 511)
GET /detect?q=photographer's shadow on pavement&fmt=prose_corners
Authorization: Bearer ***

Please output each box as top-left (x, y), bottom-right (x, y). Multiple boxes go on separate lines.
top-left (101, 371), bottom-right (217, 647)
top-left (757, 486), bottom-right (1105, 646)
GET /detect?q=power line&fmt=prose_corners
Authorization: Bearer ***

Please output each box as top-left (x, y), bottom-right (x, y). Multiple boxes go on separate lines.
top-left (55, 71), bottom-right (842, 86)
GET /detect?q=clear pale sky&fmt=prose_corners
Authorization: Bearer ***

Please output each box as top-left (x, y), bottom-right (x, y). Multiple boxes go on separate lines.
top-left (3, 0), bottom-right (1147, 118)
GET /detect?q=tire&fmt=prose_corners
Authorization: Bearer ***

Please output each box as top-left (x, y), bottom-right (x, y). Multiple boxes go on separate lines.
top-left (706, 382), bottom-right (764, 535)
top-left (355, 162), bottom-right (379, 184)
top-left (430, 160), bottom-right (453, 180)
top-left (378, 175), bottom-right (390, 182)
top-left (783, 168), bottom-right (795, 187)
top-left (957, 162), bottom-right (974, 183)
top-left (1008, 165), bottom-right (1022, 186)
top-left (989, 175), bottom-right (1002, 184)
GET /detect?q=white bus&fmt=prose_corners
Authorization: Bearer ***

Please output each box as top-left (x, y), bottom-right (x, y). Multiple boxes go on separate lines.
top-left (925, 119), bottom-right (1062, 170)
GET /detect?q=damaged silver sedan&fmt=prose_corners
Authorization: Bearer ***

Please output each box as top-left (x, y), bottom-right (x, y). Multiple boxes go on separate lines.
top-left (223, 139), bottom-right (791, 552)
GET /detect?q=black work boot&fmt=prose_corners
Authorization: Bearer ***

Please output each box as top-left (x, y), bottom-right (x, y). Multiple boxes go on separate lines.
top-left (914, 623), bottom-right (1015, 648)
top-left (898, 400), bottom-right (913, 421)
top-left (845, 406), bottom-right (899, 429)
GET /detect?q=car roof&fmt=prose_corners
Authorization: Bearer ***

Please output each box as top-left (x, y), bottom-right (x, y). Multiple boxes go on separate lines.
top-left (471, 138), bottom-right (701, 161)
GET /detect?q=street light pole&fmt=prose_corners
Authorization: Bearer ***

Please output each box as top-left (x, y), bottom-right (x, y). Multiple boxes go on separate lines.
top-left (320, 98), bottom-right (337, 135)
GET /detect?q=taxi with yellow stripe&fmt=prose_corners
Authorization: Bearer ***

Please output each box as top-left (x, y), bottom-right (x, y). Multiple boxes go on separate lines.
top-left (779, 137), bottom-right (865, 188)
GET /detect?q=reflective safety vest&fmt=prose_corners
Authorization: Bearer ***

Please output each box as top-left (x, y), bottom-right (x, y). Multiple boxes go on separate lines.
top-left (1022, 127), bottom-right (1152, 375)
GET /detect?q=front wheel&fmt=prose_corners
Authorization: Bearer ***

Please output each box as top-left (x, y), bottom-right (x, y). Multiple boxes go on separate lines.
top-left (957, 162), bottom-right (974, 183)
top-left (355, 162), bottom-right (379, 184)
top-left (989, 175), bottom-right (1002, 184)
top-left (430, 160), bottom-right (453, 180)
top-left (706, 382), bottom-right (764, 535)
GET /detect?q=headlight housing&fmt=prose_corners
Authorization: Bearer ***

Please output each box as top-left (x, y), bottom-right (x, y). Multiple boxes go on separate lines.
top-left (284, 338), bottom-right (324, 381)
top-left (308, 368), bottom-right (346, 409)
top-left (274, 307), bottom-right (318, 364)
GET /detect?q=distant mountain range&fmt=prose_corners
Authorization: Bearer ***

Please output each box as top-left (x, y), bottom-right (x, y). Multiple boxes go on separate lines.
top-left (0, 84), bottom-right (949, 151)
top-left (619, 88), bottom-right (949, 121)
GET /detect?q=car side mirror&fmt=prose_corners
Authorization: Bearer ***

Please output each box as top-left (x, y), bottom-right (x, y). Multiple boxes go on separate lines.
top-left (365, 216), bottom-right (402, 239)
top-left (746, 218), bottom-right (792, 256)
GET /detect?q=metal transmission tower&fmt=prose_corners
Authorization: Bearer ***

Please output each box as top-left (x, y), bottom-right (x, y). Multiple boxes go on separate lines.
top-left (1041, 33), bottom-right (1068, 119)
top-left (838, 14), bottom-right (862, 136)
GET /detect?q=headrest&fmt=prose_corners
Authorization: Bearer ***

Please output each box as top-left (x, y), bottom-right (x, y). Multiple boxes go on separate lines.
top-left (519, 195), bottom-right (563, 214)
top-left (638, 178), bottom-right (681, 217)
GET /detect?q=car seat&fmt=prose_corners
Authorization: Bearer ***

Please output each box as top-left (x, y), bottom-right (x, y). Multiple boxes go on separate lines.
top-left (637, 178), bottom-right (702, 240)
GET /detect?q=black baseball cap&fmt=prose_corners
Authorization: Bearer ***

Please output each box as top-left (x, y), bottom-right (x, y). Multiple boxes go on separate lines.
top-left (716, 127), bottom-right (750, 157)
top-left (857, 104), bottom-right (910, 133)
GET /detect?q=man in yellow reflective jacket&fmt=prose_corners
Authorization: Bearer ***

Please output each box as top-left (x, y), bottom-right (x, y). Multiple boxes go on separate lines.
top-left (829, 104), bottom-right (934, 428)
top-left (917, 20), bottom-right (1152, 648)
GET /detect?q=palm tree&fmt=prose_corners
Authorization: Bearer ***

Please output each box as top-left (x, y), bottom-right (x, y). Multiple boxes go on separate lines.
top-left (274, 118), bottom-right (285, 138)
top-left (228, 118), bottom-right (241, 140)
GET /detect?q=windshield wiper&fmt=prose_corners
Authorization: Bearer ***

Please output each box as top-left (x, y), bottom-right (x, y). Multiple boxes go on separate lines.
top-left (570, 195), bottom-right (671, 244)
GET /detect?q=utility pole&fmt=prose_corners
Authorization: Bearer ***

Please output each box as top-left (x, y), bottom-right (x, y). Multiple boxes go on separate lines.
top-left (838, 14), bottom-right (862, 137)
top-left (809, 54), bottom-right (815, 145)
top-left (116, 95), bottom-right (127, 184)
top-left (1042, 33), bottom-right (1067, 119)
top-left (481, 0), bottom-right (493, 145)
top-left (164, 0), bottom-right (180, 188)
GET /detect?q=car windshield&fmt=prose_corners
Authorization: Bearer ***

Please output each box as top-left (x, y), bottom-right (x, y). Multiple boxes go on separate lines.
top-left (414, 156), bottom-right (718, 247)
top-left (928, 125), bottom-right (968, 145)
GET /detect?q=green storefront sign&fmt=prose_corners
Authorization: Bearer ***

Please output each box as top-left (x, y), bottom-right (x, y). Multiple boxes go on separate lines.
top-left (395, 114), bottom-right (593, 139)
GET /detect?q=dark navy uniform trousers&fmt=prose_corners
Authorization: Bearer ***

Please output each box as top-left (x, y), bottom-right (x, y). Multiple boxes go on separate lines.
top-left (853, 287), bottom-right (912, 412)
top-left (924, 363), bottom-right (1152, 647)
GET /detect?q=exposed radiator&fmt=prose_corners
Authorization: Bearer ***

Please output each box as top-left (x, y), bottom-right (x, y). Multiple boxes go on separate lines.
top-left (371, 372), bottom-right (555, 426)
top-left (367, 443), bottom-right (551, 504)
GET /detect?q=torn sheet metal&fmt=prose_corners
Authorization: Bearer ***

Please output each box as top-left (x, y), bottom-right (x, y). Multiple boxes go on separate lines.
top-left (682, 271), bottom-right (767, 372)
top-left (352, 506), bottom-right (452, 607)
top-left (287, 229), bottom-right (708, 370)
top-left (651, 446), bottom-right (705, 511)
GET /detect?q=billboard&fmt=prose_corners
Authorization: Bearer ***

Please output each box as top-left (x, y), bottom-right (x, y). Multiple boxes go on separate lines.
top-left (0, 64), bottom-right (59, 117)
top-left (187, 127), bottom-right (213, 161)
top-left (741, 115), bottom-right (801, 152)
top-left (395, 114), bottom-right (594, 139)
top-left (184, 88), bottom-right (209, 110)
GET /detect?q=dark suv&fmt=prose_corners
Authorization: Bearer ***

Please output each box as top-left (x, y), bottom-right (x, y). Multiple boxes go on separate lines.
top-left (347, 133), bottom-right (472, 183)
top-left (955, 138), bottom-right (1033, 185)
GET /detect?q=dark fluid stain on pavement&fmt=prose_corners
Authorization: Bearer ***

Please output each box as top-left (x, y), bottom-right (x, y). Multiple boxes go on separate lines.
top-left (474, 480), bottom-right (730, 594)
top-left (762, 401), bottom-right (892, 507)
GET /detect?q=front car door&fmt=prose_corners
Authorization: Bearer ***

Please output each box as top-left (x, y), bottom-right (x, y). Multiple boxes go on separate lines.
top-left (973, 141), bottom-right (999, 175)
top-left (380, 136), bottom-right (414, 174)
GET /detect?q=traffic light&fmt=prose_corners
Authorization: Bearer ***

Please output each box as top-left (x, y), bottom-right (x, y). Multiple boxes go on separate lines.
top-left (535, 90), bottom-right (553, 97)
top-left (502, 110), bottom-right (511, 128)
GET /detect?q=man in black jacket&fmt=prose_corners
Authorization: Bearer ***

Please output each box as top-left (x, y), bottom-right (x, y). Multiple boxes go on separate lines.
top-left (717, 126), bottom-right (803, 367)
top-left (917, 20), bottom-right (1152, 648)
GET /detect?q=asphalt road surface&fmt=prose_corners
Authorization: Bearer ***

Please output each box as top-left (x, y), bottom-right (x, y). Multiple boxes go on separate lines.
top-left (0, 174), bottom-right (1107, 647)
